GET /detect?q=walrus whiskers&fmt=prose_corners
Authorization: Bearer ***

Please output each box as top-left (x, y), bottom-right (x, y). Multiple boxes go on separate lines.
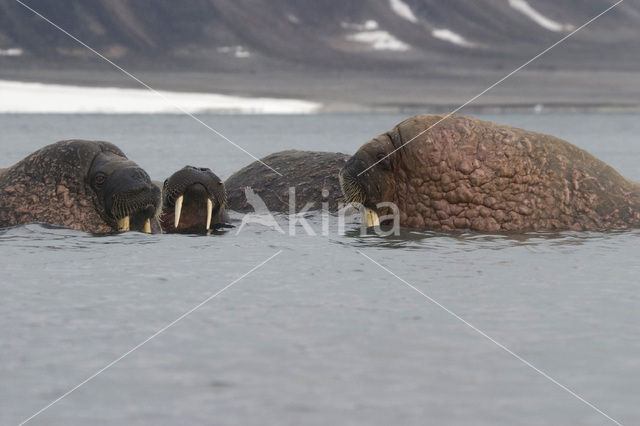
top-left (111, 191), bottom-right (159, 232)
top-left (339, 168), bottom-right (380, 227)
top-left (338, 170), bottom-right (366, 205)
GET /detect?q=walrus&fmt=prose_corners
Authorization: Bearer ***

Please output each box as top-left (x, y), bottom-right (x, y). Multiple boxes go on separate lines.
top-left (0, 140), bottom-right (162, 233)
top-left (225, 150), bottom-right (350, 213)
top-left (340, 114), bottom-right (640, 231)
top-left (160, 166), bottom-right (229, 233)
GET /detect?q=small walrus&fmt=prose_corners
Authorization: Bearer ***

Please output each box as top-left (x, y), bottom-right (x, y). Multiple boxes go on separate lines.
top-left (225, 150), bottom-right (350, 213)
top-left (340, 114), bottom-right (640, 231)
top-left (159, 166), bottom-right (229, 233)
top-left (0, 140), bottom-right (162, 233)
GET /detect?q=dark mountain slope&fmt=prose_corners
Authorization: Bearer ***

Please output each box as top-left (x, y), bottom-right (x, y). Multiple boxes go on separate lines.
top-left (1, 0), bottom-right (638, 68)
top-left (0, 0), bottom-right (638, 109)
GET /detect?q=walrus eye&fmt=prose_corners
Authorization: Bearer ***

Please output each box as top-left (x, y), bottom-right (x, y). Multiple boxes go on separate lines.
top-left (376, 153), bottom-right (392, 170)
top-left (95, 173), bottom-right (106, 188)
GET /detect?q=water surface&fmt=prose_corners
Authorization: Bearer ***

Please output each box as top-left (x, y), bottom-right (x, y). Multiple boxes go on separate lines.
top-left (1, 113), bottom-right (639, 425)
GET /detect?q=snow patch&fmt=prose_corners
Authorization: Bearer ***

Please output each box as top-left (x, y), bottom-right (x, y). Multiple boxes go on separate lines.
top-left (343, 21), bottom-right (409, 51)
top-left (389, 0), bottom-right (418, 23)
top-left (341, 20), bottom-right (379, 31)
top-left (348, 30), bottom-right (410, 51)
top-left (0, 80), bottom-right (322, 114)
top-left (217, 45), bottom-right (251, 58)
top-left (0, 48), bottom-right (23, 56)
top-left (431, 29), bottom-right (475, 47)
top-left (509, 0), bottom-right (574, 32)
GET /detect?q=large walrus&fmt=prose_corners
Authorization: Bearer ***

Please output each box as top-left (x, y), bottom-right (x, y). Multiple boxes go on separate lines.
top-left (0, 140), bottom-right (162, 233)
top-left (340, 114), bottom-right (640, 231)
top-left (159, 165), bottom-right (228, 233)
top-left (225, 150), bottom-right (350, 213)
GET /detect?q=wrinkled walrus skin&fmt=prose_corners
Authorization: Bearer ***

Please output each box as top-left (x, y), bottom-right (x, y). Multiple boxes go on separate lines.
top-left (225, 150), bottom-right (350, 213)
top-left (340, 114), bottom-right (640, 231)
top-left (0, 140), bottom-right (162, 233)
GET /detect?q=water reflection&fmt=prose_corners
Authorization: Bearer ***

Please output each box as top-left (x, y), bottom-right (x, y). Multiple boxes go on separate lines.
top-left (338, 223), bottom-right (640, 252)
top-left (0, 223), bottom-right (161, 251)
top-left (1, 215), bottom-right (638, 254)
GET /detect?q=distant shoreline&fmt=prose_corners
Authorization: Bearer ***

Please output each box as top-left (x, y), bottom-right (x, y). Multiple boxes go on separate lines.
top-left (1, 66), bottom-right (638, 114)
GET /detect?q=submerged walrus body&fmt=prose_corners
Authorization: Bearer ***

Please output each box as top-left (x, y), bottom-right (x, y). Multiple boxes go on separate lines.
top-left (0, 140), bottom-right (162, 233)
top-left (225, 150), bottom-right (349, 213)
top-left (340, 114), bottom-right (640, 231)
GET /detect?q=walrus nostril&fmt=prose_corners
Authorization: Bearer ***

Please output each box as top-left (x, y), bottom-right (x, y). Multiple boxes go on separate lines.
top-left (344, 157), bottom-right (368, 177)
top-left (128, 168), bottom-right (151, 183)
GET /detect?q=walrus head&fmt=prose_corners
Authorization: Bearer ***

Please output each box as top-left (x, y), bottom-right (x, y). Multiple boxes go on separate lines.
top-left (161, 166), bottom-right (227, 233)
top-left (339, 132), bottom-right (399, 227)
top-left (89, 150), bottom-right (162, 233)
top-left (0, 140), bottom-right (162, 233)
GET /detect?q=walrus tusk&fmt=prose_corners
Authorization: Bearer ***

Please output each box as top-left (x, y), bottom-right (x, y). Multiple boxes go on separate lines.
top-left (363, 208), bottom-right (380, 227)
top-left (117, 216), bottom-right (130, 231)
top-left (174, 195), bottom-right (184, 228)
top-left (143, 219), bottom-right (151, 234)
top-left (206, 198), bottom-right (213, 230)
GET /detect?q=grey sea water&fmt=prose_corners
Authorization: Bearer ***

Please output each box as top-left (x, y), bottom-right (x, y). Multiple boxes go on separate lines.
top-left (1, 113), bottom-right (639, 426)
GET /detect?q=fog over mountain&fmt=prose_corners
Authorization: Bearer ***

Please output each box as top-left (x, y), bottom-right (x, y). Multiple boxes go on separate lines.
top-left (1, 0), bottom-right (639, 110)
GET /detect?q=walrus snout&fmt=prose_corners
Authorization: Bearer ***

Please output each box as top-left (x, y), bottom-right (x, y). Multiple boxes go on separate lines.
top-left (103, 167), bottom-right (162, 232)
top-left (340, 156), bottom-right (371, 205)
top-left (161, 165), bottom-right (227, 233)
top-left (340, 159), bottom-right (384, 228)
